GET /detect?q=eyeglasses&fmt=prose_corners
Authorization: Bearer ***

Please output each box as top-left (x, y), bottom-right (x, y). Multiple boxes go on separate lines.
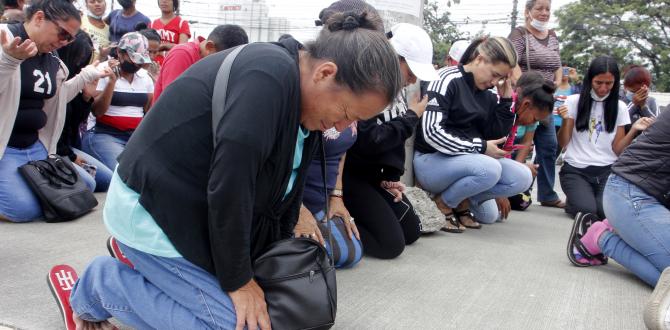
top-left (46, 18), bottom-right (76, 43)
top-left (54, 22), bottom-right (75, 43)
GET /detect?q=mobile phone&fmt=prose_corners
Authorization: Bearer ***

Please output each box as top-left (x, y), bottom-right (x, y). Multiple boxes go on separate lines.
top-left (419, 81), bottom-right (429, 99)
top-left (383, 188), bottom-right (411, 222)
top-left (562, 67), bottom-right (569, 76)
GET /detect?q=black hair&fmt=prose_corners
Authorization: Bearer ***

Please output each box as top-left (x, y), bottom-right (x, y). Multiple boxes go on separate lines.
top-left (156, 0), bottom-right (179, 13)
top-left (516, 71), bottom-right (556, 113)
top-left (26, 0), bottom-right (80, 23)
top-left (137, 28), bottom-right (161, 43)
top-left (575, 56), bottom-right (620, 133)
top-left (459, 36), bottom-right (517, 68)
top-left (3, 0), bottom-right (19, 8)
top-left (57, 30), bottom-right (94, 79)
top-left (305, 11), bottom-right (401, 103)
top-left (207, 24), bottom-right (248, 52)
top-left (316, 0), bottom-right (384, 32)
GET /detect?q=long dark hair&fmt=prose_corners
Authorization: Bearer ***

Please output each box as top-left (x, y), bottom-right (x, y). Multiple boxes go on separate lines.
top-left (576, 56), bottom-right (620, 133)
top-left (26, 0), bottom-right (81, 22)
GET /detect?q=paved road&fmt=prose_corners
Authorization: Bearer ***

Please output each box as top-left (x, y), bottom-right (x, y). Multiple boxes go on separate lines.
top-left (0, 193), bottom-right (651, 330)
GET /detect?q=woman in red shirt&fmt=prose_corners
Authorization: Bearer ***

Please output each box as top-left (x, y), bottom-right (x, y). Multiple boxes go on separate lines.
top-left (150, 0), bottom-right (190, 64)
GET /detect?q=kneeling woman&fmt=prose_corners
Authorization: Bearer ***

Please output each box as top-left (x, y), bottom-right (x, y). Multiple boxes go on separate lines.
top-left (567, 109), bottom-right (667, 287)
top-left (0, 0), bottom-right (108, 222)
top-left (557, 56), bottom-right (652, 219)
top-left (413, 37), bottom-right (533, 231)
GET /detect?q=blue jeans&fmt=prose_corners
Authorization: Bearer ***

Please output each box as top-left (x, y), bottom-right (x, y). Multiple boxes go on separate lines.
top-left (82, 129), bottom-right (130, 171)
top-left (0, 141), bottom-right (48, 222)
top-left (413, 152), bottom-right (532, 210)
top-left (600, 174), bottom-right (670, 286)
top-left (533, 117), bottom-right (560, 202)
top-left (72, 148), bottom-right (113, 192)
top-left (470, 199), bottom-right (502, 224)
top-left (70, 241), bottom-right (237, 329)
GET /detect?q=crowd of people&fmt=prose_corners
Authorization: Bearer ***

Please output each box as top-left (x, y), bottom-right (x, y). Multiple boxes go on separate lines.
top-left (0, 0), bottom-right (668, 329)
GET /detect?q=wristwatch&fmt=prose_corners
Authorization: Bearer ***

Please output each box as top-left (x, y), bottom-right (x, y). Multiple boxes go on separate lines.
top-left (330, 189), bottom-right (343, 198)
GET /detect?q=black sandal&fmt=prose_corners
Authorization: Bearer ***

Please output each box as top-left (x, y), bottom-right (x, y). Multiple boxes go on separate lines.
top-left (455, 209), bottom-right (481, 229)
top-left (441, 213), bottom-right (465, 233)
top-left (567, 212), bottom-right (608, 267)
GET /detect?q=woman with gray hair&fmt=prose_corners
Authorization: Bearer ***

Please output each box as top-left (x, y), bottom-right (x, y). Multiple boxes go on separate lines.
top-left (50, 10), bottom-right (402, 330)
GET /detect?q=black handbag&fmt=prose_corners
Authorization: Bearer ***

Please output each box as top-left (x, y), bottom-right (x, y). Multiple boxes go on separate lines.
top-left (212, 45), bottom-right (337, 330)
top-left (18, 154), bottom-right (98, 222)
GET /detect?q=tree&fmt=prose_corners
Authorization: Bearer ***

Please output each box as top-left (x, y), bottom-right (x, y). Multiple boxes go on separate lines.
top-left (556, 0), bottom-right (670, 91)
top-left (423, 0), bottom-right (463, 65)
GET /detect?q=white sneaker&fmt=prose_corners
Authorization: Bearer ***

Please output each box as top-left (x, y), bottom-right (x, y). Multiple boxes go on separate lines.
top-left (644, 267), bottom-right (670, 330)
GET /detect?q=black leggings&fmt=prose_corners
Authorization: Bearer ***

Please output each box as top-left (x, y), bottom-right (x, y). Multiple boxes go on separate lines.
top-left (342, 171), bottom-right (421, 259)
top-left (559, 162), bottom-right (611, 219)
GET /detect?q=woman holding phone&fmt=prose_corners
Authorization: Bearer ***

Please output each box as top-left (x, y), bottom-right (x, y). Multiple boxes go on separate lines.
top-left (414, 37), bottom-right (533, 231)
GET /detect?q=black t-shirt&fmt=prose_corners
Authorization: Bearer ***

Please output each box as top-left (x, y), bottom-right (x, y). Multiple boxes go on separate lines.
top-left (8, 23), bottom-right (60, 148)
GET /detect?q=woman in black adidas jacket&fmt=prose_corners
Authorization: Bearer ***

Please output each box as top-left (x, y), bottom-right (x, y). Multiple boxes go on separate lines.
top-left (414, 37), bottom-right (533, 232)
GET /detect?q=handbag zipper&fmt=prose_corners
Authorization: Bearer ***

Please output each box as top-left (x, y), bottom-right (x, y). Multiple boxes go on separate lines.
top-left (258, 268), bottom-right (331, 285)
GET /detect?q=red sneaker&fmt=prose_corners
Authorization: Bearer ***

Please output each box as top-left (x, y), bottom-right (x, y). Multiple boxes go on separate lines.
top-left (106, 236), bottom-right (134, 268)
top-left (47, 264), bottom-right (79, 330)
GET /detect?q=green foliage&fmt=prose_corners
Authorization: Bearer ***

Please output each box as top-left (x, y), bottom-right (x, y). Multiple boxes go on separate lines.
top-left (423, 0), bottom-right (463, 65)
top-left (556, 0), bottom-right (670, 91)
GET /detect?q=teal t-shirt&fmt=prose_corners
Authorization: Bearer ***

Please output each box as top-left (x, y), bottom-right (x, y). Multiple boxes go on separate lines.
top-left (105, 126), bottom-right (309, 257)
top-left (515, 122), bottom-right (539, 139)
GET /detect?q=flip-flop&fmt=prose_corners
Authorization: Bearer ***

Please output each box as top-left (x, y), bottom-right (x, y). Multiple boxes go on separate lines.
top-left (541, 199), bottom-right (566, 208)
top-left (441, 213), bottom-right (465, 233)
top-left (455, 209), bottom-right (481, 229)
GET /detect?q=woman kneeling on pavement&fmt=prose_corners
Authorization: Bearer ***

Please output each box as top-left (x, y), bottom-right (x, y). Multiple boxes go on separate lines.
top-left (557, 56), bottom-right (653, 220)
top-left (55, 12), bottom-right (402, 330)
top-left (567, 107), bottom-right (668, 288)
top-left (342, 22), bottom-right (437, 259)
top-left (0, 0), bottom-right (110, 222)
top-left (413, 37), bottom-right (533, 232)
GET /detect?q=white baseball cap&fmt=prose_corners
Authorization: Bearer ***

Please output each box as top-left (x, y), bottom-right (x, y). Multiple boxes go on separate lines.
top-left (389, 23), bottom-right (439, 82)
top-left (448, 40), bottom-right (470, 63)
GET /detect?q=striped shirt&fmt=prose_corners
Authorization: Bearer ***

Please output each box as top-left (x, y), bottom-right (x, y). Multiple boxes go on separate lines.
top-left (415, 65), bottom-right (515, 156)
top-left (96, 68), bottom-right (153, 131)
top-left (509, 27), bottom-right (561, 83)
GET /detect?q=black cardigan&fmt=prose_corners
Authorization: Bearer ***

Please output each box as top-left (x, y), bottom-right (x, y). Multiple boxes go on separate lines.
top-left (117, 38), bottom-right (319, 291)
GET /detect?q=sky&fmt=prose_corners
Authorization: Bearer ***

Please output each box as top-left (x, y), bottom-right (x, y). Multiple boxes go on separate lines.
top-left (115, 0), bottom-right (578, 42)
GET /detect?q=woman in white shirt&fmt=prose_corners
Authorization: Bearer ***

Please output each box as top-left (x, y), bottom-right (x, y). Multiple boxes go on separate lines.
top-left (557, 56), bottom-right (654, 219)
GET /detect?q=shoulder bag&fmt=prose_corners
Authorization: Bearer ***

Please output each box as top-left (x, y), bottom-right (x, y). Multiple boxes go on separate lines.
top-left (211, 44), bottom-right (337, 330)
top-left (18, 154), bottom-right (98, 222)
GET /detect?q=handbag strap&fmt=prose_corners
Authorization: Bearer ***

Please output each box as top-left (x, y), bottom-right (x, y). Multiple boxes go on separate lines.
top-left (211, 44), bottom-right (334, 266)
top-left (524, 29), bottom-right (531, 71)
top-left (212, 44), bottom-right (247, 147)
top-left (35, 157), bottom-right (77, 186)
top-left (319, 134), bottom-right (334, 267)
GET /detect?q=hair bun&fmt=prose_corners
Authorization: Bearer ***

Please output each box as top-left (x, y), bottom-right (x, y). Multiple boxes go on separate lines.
top-left (327, 11), bottom-right (367, 32)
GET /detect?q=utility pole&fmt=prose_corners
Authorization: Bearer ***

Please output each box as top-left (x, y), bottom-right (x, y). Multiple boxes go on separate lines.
top-left (511, 0), bottom-right (519, 30)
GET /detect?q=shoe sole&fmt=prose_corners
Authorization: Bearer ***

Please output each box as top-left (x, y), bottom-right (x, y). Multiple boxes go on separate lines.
top-left (47, 266), bottom-right (77, 330)
top-left (644, 267), bottom-right (670, 330)
top-left (567, 212), bottom-right (591, 267)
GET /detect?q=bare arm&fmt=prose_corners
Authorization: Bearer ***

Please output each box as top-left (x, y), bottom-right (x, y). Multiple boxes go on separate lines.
top-left (179, 33), bottom-right (189, 44)
top-left (557, 105), bottom-right (573, 148)
top-left (514, 130), bottom-right (535, 163)
top-left (612, 117), bottom-right (655, 155)
top-left (554, 67), bottom-right (563, 88)
top-left (91, 78), bottom-right (116, 117)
